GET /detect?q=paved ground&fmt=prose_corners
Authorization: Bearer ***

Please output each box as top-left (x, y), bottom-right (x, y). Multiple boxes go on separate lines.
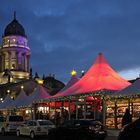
top-left (0, 129), bottom-right (119, 140)
top-left (105, 136), bottom-right (117, 140)
top-left (0, 135), bottom-right (117, 140)
top-left (0, 135), bottom-right (47, 140)
top-left (105, 129), bottom-right (119, 140)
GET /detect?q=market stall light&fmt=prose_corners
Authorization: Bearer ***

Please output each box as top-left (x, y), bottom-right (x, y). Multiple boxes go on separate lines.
top-left (7, 89), bottom-right (10, 93)
top-left (38, 107), bottom-right (44, 111)
top-left (37, 79), bottom-right (44, 85)
top-left (78, 105), bottom-right (81, 108)
top-left (11, 96), bottom-right (14, 99)
top-left (21, 85), bottom-right (24, 89)
top-left (78, 98), bottom-right (84, 102)
top-left (25, 110), bottom-right (29, 114)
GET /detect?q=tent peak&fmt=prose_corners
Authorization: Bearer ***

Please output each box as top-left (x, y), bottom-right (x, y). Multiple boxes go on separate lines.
top-left (95, 52), bottom-right (107, 64)
top-left (98, 52), bottom-right (103, 55)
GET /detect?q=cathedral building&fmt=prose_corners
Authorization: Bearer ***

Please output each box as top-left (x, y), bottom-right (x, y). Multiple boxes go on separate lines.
top-left (0, 13), bottom-right (31, 84)
top-left (0, 13), bottom-right (64, 98)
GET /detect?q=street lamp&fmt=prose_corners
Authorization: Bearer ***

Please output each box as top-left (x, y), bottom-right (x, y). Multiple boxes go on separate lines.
top-left (7, 89), bottom-right (10, 94)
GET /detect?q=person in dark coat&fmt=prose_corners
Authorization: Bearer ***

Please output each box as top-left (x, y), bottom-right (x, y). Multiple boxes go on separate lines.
top-left (122, 108), bottom-right (132, 127)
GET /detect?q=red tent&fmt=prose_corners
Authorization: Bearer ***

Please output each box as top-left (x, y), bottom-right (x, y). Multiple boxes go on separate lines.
top-left (54, 53), bottom-right (131, 97)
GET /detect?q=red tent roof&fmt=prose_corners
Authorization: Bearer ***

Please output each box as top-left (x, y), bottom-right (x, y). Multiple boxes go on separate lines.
top-left (54, 53), bottom-right (131, 97)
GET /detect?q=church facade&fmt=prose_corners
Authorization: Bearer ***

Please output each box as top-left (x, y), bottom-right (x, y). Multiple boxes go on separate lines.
top-left (0, 13), bottom-right (31, 84)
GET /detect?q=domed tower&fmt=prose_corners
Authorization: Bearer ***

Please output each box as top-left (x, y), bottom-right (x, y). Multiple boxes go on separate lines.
top-left (0, 13), bottom-right (31, 83)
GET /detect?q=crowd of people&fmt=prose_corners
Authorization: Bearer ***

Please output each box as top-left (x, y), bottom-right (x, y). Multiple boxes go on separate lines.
top-left (34, 108), bottom-right (104, 126)
top-left (35, 109), bottom-right (69, 126)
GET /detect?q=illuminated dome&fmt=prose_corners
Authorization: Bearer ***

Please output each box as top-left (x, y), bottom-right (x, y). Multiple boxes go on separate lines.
top-left (4, 14), bottom-right (26, 37)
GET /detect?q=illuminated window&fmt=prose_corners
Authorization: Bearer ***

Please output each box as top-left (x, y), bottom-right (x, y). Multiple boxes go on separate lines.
top-left (13, 39), bottom-right (16, 42)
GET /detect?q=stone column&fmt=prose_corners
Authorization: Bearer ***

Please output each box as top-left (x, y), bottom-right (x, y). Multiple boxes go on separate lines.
top-left (16, 51), bottom-right (19, 70)
top-left (17, 52), bottom-right (23, 70)
top-left (1, 53), bottom-right (4, 71)
top-left (27, 55), bottom-right (30, 72)
top-left (8, 51), bottom-right (11, 70)
top-left (24, 54), bottom-right (28, 72)
top-left (22, 53), bottom-right (25, 71)
top-left (11, 51), bottom-right (16, 69)
top-left (4, 52), bottom-right (9, 69)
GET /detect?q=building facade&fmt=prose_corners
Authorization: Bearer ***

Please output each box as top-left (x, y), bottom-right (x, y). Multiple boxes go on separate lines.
top-left (0, 13), bottom-right (31, 84)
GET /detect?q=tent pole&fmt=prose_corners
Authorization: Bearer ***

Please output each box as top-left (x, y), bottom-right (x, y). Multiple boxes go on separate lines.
top-left (54, 101), bottom-right (57, 125)
top-left (49, 101), bottom-right (51, 113)
top-left (76, 97), bottom-right (78, 119)
top-left (102, 96), bottom-right (106, 126)
top-left (83, 97), bottom-right (86, 119)
top-left (31, 106), bottom-right (33, 120)
top-left (114, 100), bottom-right (117, 129)
top-left (93, 97), bottom-right (96, 120)
top-left (128, 98), bottom-right (131, 111)
top-left (32, 103), bottom-right (36, 120)
top-left (68, 99), bottom-right (71, 120)
top-left (130, 99), bottom-right (133, 119)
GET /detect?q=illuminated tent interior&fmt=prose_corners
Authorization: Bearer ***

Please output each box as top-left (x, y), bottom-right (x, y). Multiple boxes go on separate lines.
top-left (105, 79), bottom-right (140, 129)
top-left (54, 53), bottom-right (131, 98)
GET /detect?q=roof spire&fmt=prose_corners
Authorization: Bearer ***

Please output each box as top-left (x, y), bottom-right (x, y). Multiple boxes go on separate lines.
top-left (14, 11), bottom-right (16, 20)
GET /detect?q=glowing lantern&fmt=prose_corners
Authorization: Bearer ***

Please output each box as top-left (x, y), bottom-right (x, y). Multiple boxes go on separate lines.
top-left (37, 79), bottom-right (44, 85)
top-left (21, 85), bottom-right (24, 89)
top-left (71, 70), bottom-right (77, 76)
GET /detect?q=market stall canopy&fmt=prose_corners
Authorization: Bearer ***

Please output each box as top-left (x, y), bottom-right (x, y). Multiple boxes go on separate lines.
top-left (0, 94), bottom-right (14, 109)
top-left (6, 89), bottom-right (27, 108)
top-left (60, 72), bottom-right (79, 92)
top-left (54, 53), bottom-right (131, 97)
top-left (47, 71), bottom-right (79, 100)
top-left (116, 78), bottom-right (140, 96)
top-left (21, 85), bottom-right (50, 107)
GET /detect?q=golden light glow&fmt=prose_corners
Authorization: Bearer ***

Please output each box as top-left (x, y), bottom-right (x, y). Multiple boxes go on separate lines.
top-left (25, 109), bottom-right (31, 114)
top-left (37, 79), bottom-right (44, 85)
top-left (11, 96), bottom-right (14, 99)
top-left (71, 70), bottom-right (77, 76)
top-left (7, 90), bottom-right (10, 93)
top-left (21, 85), bottom-right (24, 89)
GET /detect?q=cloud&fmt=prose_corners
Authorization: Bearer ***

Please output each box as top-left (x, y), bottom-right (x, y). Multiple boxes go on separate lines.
top-left (0, 0), bottom-right (140, 82)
